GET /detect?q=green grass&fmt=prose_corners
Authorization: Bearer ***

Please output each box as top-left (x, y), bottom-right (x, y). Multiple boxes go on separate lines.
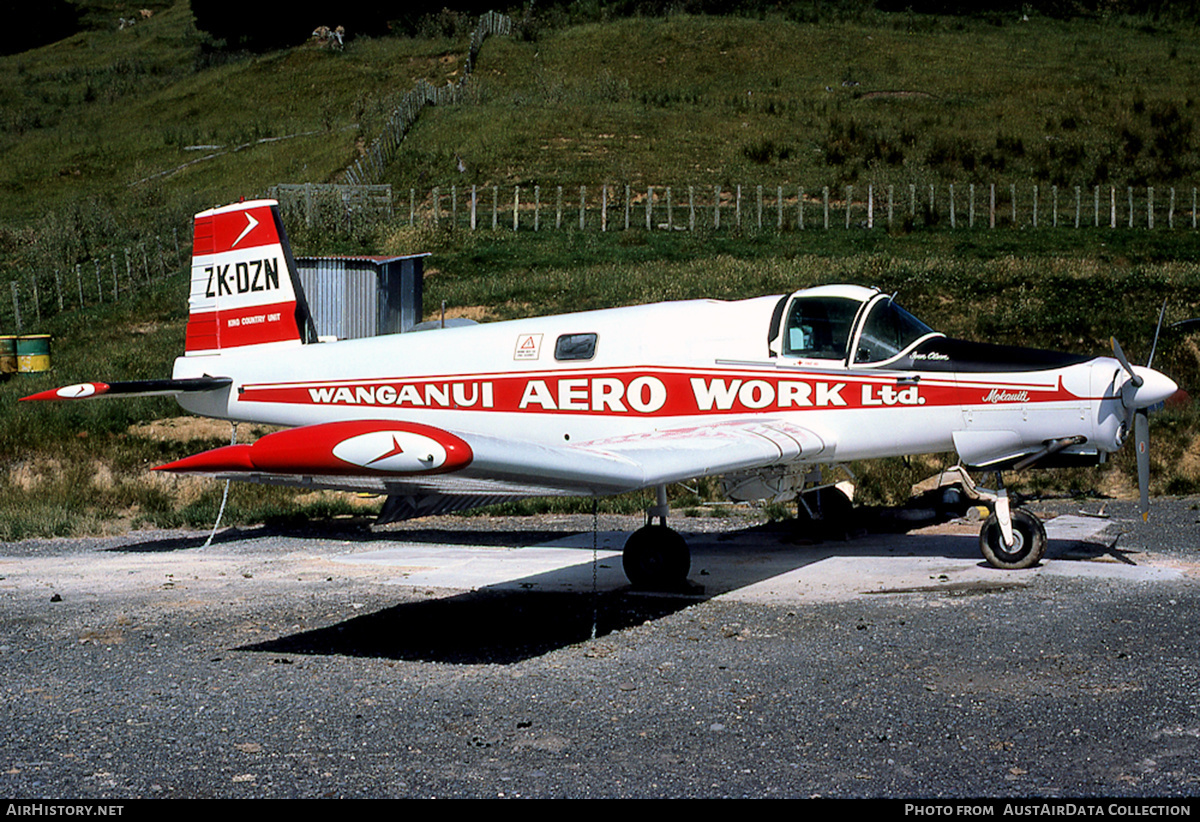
top-left (389, 13), bottom-right (1200, 193)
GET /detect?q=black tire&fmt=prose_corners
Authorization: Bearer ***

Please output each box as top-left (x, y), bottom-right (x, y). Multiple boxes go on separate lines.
top-left (979, 509), bottom-right (1047, 570)
top-left (622, 524), bottom-right (690, 590)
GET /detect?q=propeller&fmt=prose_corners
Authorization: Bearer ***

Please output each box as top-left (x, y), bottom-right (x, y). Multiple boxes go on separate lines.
top-left (1110, 303), bottom-right (1175, 522)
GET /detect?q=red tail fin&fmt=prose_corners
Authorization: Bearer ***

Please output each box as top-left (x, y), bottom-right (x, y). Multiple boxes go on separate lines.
top-left (185, 199), bottom-right (316, 355)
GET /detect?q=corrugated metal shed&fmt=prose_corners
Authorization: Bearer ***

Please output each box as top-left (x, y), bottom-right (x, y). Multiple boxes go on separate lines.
top-left (295, 254), bottom-right (427, 340)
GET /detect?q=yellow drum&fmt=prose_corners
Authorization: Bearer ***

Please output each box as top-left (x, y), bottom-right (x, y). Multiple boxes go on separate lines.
top-left (0, 336), bottom-right (15, 374)
top-left (16, 334), bottom-right (50, 374)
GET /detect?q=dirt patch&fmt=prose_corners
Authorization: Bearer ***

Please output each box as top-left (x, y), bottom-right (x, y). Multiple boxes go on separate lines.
top-left (441, 305), bottom-right (492, 321)
top-left (127, 417), bottom-right (283, 443)
top-left (861, 90), bottom-right (934, 100)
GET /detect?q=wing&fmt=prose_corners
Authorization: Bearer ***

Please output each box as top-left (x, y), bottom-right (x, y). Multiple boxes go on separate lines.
top-left (155, 418), bottom-right (833, 521)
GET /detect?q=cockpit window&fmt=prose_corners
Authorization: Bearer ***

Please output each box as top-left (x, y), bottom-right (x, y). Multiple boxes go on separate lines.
top-left (853, 298), bottom-right (935, 363)
top-left (783, 297), bottom-right (861, 360)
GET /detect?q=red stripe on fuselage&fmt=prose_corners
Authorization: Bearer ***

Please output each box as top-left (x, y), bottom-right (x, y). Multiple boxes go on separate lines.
top-left (236, 368), bottom-right (1082, 417)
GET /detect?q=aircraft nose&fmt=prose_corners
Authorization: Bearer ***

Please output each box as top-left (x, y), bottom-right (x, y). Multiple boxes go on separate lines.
top-left (1130, 366), bottom-right (1179, 409)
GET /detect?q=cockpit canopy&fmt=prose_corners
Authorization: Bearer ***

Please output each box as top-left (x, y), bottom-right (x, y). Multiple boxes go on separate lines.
top-left (772, 285), bottom-right (941, 367)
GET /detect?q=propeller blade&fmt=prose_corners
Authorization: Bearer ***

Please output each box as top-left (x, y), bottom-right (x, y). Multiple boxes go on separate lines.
top-left (1111, 336), bottom-right (1144, 388)
top-left (1135, 407), bottom-right (1150, 522)
top-left (1147, 299), bottom-right (1168, 370)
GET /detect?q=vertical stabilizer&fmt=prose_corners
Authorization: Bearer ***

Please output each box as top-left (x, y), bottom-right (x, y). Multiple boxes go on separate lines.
top-left (185, 199), bottom-right (317, 355)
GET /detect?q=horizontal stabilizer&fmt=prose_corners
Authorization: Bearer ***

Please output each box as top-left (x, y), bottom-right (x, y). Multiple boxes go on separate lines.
top-left (21, 377), bottom-right (233, 402)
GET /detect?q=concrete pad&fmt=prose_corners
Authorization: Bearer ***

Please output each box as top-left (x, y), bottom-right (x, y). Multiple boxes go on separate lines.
top-left (333, 533), bottom-right (625, 591)
top-left (331, 514), bottom-right (1181, 603)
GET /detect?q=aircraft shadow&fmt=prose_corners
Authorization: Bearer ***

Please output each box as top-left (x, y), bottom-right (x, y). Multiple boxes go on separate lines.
top-left (238, 588), bottom-right (689, 665)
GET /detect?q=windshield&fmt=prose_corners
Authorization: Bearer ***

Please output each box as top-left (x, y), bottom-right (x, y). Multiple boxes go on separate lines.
top-left (853, 298), bottom-right (936, 363)
top-left (782, 297), bottom-right (862, 361)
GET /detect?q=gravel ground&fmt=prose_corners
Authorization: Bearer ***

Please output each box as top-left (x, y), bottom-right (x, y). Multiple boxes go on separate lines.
top-left (2, 498), bottom-right (1199, 799)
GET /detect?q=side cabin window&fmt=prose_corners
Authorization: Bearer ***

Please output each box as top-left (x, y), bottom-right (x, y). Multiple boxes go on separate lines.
top-left (555, 333), bottom-right (597, 361)
top-left (783, 297), bottom-right (861, 361)
top-left (852, 299), bottom-right (935, 364)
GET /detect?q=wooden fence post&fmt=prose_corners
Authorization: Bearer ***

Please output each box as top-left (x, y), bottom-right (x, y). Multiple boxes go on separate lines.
top-left (990, 184), bottom-right (996, 229)
top-left (646, 186), bottom-right (653, 230)
top-left (471, 185), bottom-right (477, 230)
top-left (667, 186), bottom-right (673, 231)
top-left (602, 185), bottom-right (608, 232)
top-left (75, 264), bottom-right (83, 307)
top-left (949, 184), bottom-right (955, 229)
top-left (714, 186), bottom-right (721, 230)
top-left (557, 186), bottom-right (563, 230)
top-left (1032, 185), bottom-right (1038, 228)
top-left (823, 187), bottom-right (830, 229)
top-left (868, 184), bottom-right (874, 229)
top-left (969, 183), bottom-right (975, 228)
top-left (492, 186), bottom-right (498, 230)
top-left (1111, 187), bottom-right (1117, 229)
top-left (534, 185), bottom-right (540, 231)
top-left (580, 186), bottom-right (586, 230)
top-left (735, 185), bottom-right (742, 229)
top-left (689, 186), bottom-right (695, 231)
top-left (777, 186), bottom-right (783, 229)
top-left (1148, 187), bottom-right (1155, 229)
top-left (513, 186), bottom-right (519, 231)
top-left (846, 186), bottom-right (853, 229)
top-left (1052, 185), bottom-right (1058, 228)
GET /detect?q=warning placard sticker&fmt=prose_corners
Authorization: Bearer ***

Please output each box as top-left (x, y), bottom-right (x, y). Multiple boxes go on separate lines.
top-left (514, 333), bottom-right (543, 361)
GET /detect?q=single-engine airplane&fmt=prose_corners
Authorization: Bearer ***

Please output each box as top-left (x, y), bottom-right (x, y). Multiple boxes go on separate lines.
top-left (23, 199), bottom-right (1178, 588)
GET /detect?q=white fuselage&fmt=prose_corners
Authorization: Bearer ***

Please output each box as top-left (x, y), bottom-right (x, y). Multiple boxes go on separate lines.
top-left (172, 293), bottom-right (1134, 470)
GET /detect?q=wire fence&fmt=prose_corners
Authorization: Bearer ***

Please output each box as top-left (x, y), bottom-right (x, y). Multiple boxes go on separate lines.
top-left (342, 10), bottom-right (512, 187)
top-left (390, 181), bottom-right (1200, 233)
top-left (3, 231), bottom-right (187, 335)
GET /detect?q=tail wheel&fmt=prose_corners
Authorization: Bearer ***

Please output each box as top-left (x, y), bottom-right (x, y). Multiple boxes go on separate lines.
top-left (622, 524), bottom-right (690, 590)
top-left (979, 509), bottom-right (1047, 570)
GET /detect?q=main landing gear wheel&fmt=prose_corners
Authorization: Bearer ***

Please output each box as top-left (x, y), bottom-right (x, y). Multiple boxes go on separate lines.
top-left (622, 524), bottom-right (691, 591)
top-left (979, 509), bottom-right (1047, 570)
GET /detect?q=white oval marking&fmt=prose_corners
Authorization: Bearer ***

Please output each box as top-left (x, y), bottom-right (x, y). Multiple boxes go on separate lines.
top-left (332, 431), bottom-right (447, 473)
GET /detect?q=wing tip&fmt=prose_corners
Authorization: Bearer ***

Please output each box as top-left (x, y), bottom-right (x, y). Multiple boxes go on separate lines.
top-left (20, 382), bottom-right (109, 402)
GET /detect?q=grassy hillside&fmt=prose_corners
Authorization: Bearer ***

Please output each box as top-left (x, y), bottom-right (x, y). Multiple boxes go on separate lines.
top-left (4, 4), bottom-right (1200, 536)
top-left (393, 13), bottom-right (1200, 192)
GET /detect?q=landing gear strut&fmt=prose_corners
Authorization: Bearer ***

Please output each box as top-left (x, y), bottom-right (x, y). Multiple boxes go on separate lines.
top-left (622, 485), bottom-right (693, 590)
